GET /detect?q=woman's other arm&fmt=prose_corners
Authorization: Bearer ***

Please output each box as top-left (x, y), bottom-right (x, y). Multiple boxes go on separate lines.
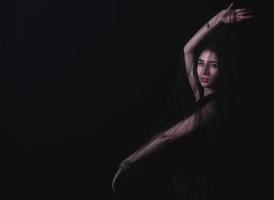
top-left (112, 98), bottom-right (216, 193)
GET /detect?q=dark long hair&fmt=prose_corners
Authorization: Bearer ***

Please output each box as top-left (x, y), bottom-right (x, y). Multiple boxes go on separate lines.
top-left (194, 25), bottom-right (239, 151)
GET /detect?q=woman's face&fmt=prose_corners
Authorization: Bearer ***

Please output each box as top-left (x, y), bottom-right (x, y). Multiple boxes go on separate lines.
top-left (197, 49), bottom-right (220, 89)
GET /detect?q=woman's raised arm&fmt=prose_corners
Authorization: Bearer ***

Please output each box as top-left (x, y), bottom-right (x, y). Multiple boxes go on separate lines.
top-left (183, 3), bottom-right (252, 101)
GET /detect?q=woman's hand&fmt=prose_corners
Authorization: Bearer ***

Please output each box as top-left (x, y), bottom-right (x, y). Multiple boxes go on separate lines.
top-left (111, 162), bottom-right (131, 194)
top-left (218, 3), bottom-right (252, 24)
top-left (111, 167), bottom-right (123, 194)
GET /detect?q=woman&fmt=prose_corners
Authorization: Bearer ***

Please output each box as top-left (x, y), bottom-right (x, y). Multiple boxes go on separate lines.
top-left (112, 3), bottom-right (252, 200)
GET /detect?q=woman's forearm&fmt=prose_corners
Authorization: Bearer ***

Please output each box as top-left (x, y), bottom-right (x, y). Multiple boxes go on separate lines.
top-left (184, 2), bottom-right (253, 52)
top-left (184, 14), bottom-right (222, 53)
top-left (122, 99), bottom-right (216, 167)
top-left (122, 131), bottom-right (172, 166)
top-left (122, 115), bottom-right (198, 167)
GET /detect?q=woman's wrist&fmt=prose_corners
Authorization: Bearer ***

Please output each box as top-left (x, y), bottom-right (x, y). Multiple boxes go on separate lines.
top-left (120, 160), bottom-right (131, 170)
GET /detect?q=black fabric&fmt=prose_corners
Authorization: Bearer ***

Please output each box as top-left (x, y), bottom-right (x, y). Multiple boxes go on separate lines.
top-left (170, 94), bottom-right (236, 200)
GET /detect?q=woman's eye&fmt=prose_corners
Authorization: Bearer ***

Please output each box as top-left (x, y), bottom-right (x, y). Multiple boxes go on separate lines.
top-left (210, 63), bottom-right (218, 68)
top-left (198, 62), bottom-right (204, 66)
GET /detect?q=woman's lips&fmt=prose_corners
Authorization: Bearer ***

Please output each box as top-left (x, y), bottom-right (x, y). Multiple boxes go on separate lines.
top-left (200, 78), bottom-right (209, 82)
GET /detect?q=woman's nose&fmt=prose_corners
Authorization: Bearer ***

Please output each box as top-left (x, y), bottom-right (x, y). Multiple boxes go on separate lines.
top-left (202, 64), bottom-right (210, 75)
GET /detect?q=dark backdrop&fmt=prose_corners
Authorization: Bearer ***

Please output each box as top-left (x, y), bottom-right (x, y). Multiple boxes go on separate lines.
top-left (1, 0), bottom-right (273, 199)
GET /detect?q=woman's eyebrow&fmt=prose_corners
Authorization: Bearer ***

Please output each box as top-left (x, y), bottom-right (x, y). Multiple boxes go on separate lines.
top-left (198, 59), bottom-right (219, 63)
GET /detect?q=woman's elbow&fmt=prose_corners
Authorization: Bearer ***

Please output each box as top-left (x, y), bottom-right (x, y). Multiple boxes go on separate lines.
top-left (161, 132), bottom-right (174, 143)
top-left (183, 45), bottom-right (191, 54)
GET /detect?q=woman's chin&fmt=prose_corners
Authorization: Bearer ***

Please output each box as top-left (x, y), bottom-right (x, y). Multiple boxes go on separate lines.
top-left (201, 83), bottom-right (210, 88)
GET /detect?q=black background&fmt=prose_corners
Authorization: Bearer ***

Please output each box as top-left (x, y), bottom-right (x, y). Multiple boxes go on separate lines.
top-left (1, 0), bottom-right (273, 199)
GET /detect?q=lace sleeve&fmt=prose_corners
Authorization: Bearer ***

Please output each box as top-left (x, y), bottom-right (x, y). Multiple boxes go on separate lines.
top-left (122, 96), bottom-right (216, 168)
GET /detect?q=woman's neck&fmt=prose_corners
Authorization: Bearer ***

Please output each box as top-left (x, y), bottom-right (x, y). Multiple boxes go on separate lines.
top-left (204, 87), bottom-right (216, 97)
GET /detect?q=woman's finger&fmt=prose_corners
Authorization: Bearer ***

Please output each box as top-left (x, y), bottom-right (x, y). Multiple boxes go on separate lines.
top-left (236, 10), bottom-right (252, 15)
top-left (227, 2), bottom-right (234, 10)
top-left (237, 15), bottom-right (253, 21)
top-left (235, 8), bottom-right (248, 13)
top-left (237, 11), bottom-right (252, 17)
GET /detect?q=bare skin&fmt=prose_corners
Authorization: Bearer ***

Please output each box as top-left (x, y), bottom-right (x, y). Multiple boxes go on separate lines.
top-left (197, 49), bottom-right (220, 96)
